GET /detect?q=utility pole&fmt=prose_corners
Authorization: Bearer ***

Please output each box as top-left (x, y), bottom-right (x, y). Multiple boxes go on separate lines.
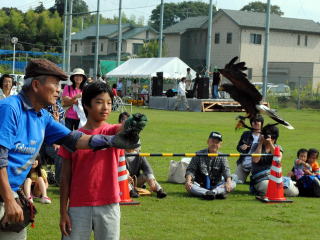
top-left (66, 0), bottom-right (73, 75)
top-left (94, 0), bottom-right (101, 78)
top-left (158, 0), bottom-right (164, 58)
top-left (62, 0), bottom-right (68, 71)
top-left (205, 0), bottom-right (213, 76)
top-left (117, 0), bottom-right (122, 66)
top-left (262, 0), bottom-right (271, 100)
top-left (11, 37), bottom-right (18, 74)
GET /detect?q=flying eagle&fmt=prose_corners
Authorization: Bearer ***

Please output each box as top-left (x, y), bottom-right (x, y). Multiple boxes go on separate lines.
top-left (218, 56), bottom-right (294, 130)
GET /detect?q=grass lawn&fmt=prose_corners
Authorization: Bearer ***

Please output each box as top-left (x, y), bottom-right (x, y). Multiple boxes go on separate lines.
top-left (28, 107), bottom-right (320, 240)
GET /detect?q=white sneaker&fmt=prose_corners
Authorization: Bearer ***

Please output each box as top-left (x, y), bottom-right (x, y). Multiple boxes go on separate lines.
top-left (40, 197), bottom-right (52, 204)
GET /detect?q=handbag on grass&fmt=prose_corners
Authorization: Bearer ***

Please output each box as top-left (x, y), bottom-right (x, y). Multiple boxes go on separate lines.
top-left (0, 190), bottom-right (37, 233)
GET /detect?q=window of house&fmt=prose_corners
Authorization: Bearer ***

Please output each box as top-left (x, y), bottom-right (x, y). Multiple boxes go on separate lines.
top-left (214, 33), bottom-right (220, 44)
top-left (91, 41), bottom-right (96, 53)
top-left (250, 33), bottom-right (262, 44)
top-left (226, 33), bottom-right (232, 44)
top-left (75, 43), bottom-right (77, 53)
top-left (101, 43), bottom-right (104, 52)
top-left (305, 35), bottom-right (308, 46)
top-left (297, 35), bottom-right (300, 46)
top-left (133, 43), bottom-right (143, 55)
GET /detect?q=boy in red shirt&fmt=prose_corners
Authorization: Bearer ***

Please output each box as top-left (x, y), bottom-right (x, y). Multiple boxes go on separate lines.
top-left (59, 82), bottom-right (144, 240)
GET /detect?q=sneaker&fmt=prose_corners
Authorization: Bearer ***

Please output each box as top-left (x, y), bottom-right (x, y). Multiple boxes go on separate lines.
top-left (215, 193), bottom-right (227, 200)
top-left (202, 191), bottom-right (216, 200)
top-left (130, 189), bottom-right (140, 198)
top-left (156, 189), bottom-right (167, 199)
top-left (40, 196), bottom-right (52, 204)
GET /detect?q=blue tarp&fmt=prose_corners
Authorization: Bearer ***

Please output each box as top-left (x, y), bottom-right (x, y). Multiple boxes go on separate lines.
top-left (0, 49), bottom-right (62, 56)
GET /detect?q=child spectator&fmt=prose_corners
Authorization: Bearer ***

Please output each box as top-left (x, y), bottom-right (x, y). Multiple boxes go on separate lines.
top-left (59, 82), bottom-right (123, 239)
top-left (23, 155), bottom-right (51, 204)
top-left (288, 148), bottom-right (310, 180)
top-left (307, 148), bottom-right (320, 175)
top-left (296, 148), bottom-right (320, 197)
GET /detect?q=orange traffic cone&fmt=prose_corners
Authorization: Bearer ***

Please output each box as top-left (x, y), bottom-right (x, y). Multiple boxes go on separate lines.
top-left (257, 146), bottom-right (293, 203)
top-left (118, 153), bottom-right (140, 205)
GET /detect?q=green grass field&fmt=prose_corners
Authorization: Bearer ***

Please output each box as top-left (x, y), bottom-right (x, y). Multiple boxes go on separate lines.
top-left (28, 107), bottom-right (320, 240)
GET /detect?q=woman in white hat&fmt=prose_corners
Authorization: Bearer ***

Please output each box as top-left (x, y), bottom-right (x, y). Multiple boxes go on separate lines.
top-left (62, 68), bottom-right (87, 130)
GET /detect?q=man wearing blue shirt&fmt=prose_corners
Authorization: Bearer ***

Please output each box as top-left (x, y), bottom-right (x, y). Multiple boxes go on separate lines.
top-left (0, 59), bottom-right (146, 239)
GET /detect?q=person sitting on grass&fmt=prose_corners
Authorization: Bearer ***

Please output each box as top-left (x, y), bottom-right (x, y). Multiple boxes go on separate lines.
top-left (125, 146), bottom-right (167, 199)
top-left (234, 115), bottom-right (264, 184)
top-left (250, 124), bottom-right (299, 197)
top-left (23, 155), bottom-right (51, 204)
top-left (296, 148), bottom-right (320, 197)
top-left (185, 131), bottom-right (236, 200)
top-left (287, 148), bottom-right (310, 181)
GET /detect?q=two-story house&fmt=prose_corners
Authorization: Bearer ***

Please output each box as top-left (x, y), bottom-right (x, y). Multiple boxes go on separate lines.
top-left (70, 24), bottom-right (158, 75)
top-left (164, 9), bottom-right (320, 90)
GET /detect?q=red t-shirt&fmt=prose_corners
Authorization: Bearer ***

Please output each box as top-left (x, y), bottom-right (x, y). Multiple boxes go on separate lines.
top-left (59, 123), bottom-right (123, 207)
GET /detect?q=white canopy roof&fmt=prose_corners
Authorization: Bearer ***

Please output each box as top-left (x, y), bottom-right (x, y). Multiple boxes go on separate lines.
top-left (106, 57), bottom-right (196, 79)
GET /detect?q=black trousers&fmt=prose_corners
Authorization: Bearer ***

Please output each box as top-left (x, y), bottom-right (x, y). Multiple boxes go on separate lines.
top-left (64, 118), bottom-right (80, 130)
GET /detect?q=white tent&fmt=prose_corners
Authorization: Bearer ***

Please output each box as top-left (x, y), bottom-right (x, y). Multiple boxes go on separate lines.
top-left (106, 57), bottom-right (196, 79)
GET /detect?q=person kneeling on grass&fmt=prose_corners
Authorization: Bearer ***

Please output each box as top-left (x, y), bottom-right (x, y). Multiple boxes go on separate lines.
top-left (185, 131), bottom-right (236, 200)
top-left (23, 155), bottom-right (51, 204)
top-left (125, 146), bottom-right (167, 199)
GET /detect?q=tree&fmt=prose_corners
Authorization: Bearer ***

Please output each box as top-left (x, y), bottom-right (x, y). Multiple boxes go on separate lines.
top-left (150, 1), bottom-right (216, 31)
top-left (35, 2), bottom-right (46, 14)
top-left (240, 1), bottom-right (284, 16)
top-left (137, 40), bottom-right (166, 58)
top-left (49, 0), bottom-right (89, 17)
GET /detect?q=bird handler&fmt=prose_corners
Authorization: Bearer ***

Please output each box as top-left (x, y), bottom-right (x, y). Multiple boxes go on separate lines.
top-left (0, 59), bottom-right (147, 240)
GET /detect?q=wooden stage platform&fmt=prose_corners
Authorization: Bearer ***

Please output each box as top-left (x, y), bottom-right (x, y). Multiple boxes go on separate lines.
top-left (149, 96), bottom-right (253, 112)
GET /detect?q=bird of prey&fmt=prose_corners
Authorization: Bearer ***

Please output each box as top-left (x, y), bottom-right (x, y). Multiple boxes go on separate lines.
top-left (218, 56), bottom-right (294, 130)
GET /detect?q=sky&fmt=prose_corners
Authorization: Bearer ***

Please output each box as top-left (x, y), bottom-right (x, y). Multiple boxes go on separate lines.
top-left (3, 0), bottom-right (320, 24)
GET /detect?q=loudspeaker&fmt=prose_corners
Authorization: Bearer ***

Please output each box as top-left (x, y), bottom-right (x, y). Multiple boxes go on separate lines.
top-left (151, 72), bottom-right (163, 96)
top-left (197, 77), bottom-right (209, 99)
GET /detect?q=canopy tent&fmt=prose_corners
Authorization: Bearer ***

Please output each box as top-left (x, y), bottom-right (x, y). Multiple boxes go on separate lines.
top-left (106, 57), bottom-right (196, 79)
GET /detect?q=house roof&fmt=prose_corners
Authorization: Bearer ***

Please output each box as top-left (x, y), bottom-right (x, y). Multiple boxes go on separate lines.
top-left (220, 9), bottom-right (320, 34)
top-left (163, 16), bottom-right (208, 34)
top-left (71, 24), bottom-right (157, 40)
top-left (163, 9), bottom-right (320, 35)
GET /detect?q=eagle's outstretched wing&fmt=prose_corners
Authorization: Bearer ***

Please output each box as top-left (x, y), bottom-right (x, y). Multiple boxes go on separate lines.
top-left (256, 104), bottom-right (294, 129)
top-left (219, 57), bottom-right (294, 130)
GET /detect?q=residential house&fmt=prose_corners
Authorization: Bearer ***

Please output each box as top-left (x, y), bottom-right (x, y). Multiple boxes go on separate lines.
top-left (164, 9), bottom-right (320, 90)
top-left (70, 24), bottom-right (158, 75)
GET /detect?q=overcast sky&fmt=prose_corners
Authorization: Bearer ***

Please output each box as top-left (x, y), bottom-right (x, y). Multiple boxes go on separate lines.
top-left (4, 0), bottom-right (320, 24)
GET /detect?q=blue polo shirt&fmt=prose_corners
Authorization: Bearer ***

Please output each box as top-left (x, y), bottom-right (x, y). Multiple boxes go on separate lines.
top-left (0, 92), bottom-right (71, 191)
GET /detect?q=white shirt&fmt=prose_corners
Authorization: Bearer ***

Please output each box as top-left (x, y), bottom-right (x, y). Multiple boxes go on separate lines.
top-left (0, 88), bottom-right (17, 100)
top-left (177, 81), bottom-right (187, 96)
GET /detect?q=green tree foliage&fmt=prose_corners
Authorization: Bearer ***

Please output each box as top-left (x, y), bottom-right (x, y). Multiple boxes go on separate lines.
top-left (49, 0), bottom-right (89, 17)
top-left (150, 1), bottom-right (216, 31)
top-left (240, 1), bottom-right (284, 16)
top-left (137, 40), bottom-right (166, 58)
top-left (0, 7), bottom-right (63, 52)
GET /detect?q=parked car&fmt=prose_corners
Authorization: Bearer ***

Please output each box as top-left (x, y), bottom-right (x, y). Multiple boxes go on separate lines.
top-left (267, 83), bottom-right (291, 97)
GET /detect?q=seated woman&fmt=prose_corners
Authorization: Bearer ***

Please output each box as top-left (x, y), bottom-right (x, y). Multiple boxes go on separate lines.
top-left (250, 124), bottom-right (299, 197)
top-left (23, 155), bottom-right (52, 204)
